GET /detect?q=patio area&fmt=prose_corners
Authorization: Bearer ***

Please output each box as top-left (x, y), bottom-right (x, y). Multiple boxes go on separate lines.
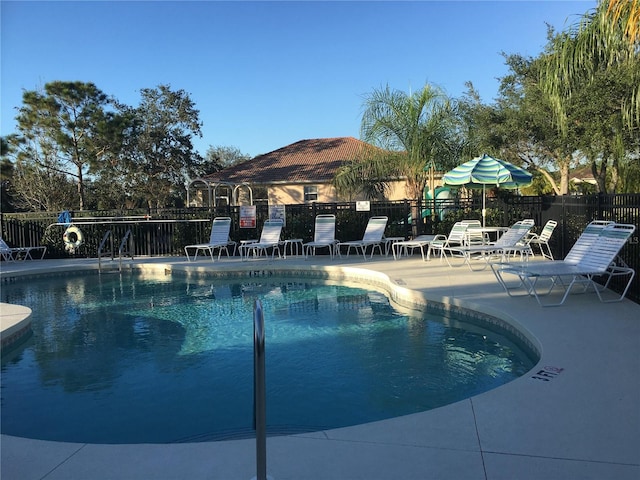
top-left (1, 253), bottom-right (639, 480)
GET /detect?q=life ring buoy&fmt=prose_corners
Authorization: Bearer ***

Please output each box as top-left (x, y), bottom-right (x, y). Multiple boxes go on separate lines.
top-left (63, 226), bottom-right (84, 251)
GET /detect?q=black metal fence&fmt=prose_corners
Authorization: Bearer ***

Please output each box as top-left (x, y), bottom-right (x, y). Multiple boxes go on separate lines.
top-left (2, 193), bottom-right (639, 302)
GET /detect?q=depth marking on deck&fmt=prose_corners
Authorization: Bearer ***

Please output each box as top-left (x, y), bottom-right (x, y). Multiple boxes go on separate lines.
top-left (532, 365), bottom-right (564, 381)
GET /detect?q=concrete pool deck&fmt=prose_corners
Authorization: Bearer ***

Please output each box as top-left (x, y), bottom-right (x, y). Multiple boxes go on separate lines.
top-left (1, 254), bottom-right (639, 480)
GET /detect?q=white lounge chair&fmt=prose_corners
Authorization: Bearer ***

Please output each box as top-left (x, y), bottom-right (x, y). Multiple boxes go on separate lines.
top-left (427, 222), bottom-right (470, 261)
top-left (491, 222), bottom-right (636, 306)
top-left (303, 214), bottom-right (339, 259)
top-left (392, 235), bottom-right (437, 261)
top-left (442, 220), bottom-right (534, 271)
top-left (184, 217), bottom-right (236, 262)
top-left (337, 216), bottom-right (388, 260)
top-left (0, 237), bottom-right (47, 261)
top-left (525, 220), bottom-right (558, 260)
top-left (460, 219), bottom-right (488, 245)
top-left (239, 219), bottom-right (283, 261)
top-left (512, 220), bottom-right (612, 270)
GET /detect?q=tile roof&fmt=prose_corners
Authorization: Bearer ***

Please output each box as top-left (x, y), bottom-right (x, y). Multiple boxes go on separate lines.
top-left (570, 165), bottom-right (597, 184)
top-left (202, 137), bottom-right (376, 185)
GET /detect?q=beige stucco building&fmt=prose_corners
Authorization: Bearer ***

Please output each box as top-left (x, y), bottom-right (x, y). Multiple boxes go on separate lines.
top-left (187, 137), bottom-right (413, 207)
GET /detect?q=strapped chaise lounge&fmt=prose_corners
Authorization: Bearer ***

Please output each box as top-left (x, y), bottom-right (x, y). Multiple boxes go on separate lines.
top-left (441, 220), bottom-right (534, 271)
top-left (337, 216), bottom-right (388, 260)
top-left (524, 219), bottom-right (558, 260)
top-left (491, 221), bottom-right (636, 306)
top-left (427, 222), bottom-right (470, 261)
top-left (303, 214), bottom-right (339, 259)
top-left (0, 237), bottom-right (47, 261)
top-left (239, 219), bottom-right (283, 261)
top-left (392, 235), bottom-right (437, 261)
top-left (184, 217), bottom-right (236, 262)
top-left (460, 219), bottom-right (488, 245)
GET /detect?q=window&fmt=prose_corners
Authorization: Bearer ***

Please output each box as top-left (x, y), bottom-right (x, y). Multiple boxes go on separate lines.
top-left (304, 185), bottom-right (318, 203)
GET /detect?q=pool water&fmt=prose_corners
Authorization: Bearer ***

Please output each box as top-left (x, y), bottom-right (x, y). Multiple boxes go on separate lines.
top-left (1, 272), bottom-right (535, 444)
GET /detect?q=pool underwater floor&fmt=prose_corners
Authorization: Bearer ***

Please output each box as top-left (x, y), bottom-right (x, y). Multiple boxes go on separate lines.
top-left (1, 255), bottom-right (639, 480)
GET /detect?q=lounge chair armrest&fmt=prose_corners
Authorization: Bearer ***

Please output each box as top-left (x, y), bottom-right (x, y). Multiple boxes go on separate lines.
top-left (606, 265), bottom-right (635, 276)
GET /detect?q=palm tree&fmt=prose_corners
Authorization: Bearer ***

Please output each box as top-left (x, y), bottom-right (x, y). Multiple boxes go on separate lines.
top-left (335, 83), bottom-right (459, 202)
top-left (607, 0), bottom-right (639, 44)
top-left (540, 0), bottom-right (639, 134)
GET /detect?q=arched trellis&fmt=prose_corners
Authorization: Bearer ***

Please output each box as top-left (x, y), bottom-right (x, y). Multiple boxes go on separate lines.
top-left (186, 179), bottom-right (253, 207)
top-left (211, 183), bottom-right (233, 207)
top-left (186, 178), bottom-right (211, 207)
top-left (233, 183), bottom-right (253, 206)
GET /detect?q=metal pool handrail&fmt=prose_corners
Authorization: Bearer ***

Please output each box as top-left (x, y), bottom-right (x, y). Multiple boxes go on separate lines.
top-left (253, 299), bottom-right (268, 480)
top-left (97, 228), bottom-right (134, 272)
top-left (97, 230), bottom-right (114, 271)
top-left (118, 229), bottom-right (133, 271)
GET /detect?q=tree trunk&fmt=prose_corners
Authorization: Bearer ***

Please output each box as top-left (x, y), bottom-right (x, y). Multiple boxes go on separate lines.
top-left (538, 169), bottom-right (561, 195)
top-left (610, 158), bottom-right (619, 193)
top-left (77, 165), bottom-right (85, 210)
top-left (559, 161), bottom-right (570, 195)
top-left (591, 161), bottom-right (607, 193)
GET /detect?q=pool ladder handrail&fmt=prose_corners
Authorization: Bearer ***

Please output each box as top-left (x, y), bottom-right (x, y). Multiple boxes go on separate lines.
top-left (97, 228), bottom-right (134, 272)
top-left (97, 231), bottom-right (114, 271)
top-left (253, 299), bottom-right (268, 480)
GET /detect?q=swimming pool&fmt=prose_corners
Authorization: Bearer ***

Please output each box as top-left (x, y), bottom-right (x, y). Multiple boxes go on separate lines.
top-left (1, 271), bottom-right (536, 444)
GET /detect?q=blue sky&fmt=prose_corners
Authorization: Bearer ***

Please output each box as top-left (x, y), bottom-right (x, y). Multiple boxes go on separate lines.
top-left (1, 1), bottom-right (595, 158)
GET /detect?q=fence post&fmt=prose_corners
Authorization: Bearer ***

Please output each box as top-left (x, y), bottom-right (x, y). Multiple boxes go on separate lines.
top-left (597, 192), bottom-right (604, 220)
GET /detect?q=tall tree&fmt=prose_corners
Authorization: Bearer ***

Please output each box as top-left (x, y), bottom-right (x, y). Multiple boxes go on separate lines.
top-left (455, 82), bottom-right (497, 159)
top-left (89, 108), bottom-right (140, 209)
top-left (336, 84), bottom-right (460, 201)
top-left (484, 52), bottom-right (579, 195)
top-left (11, 81), bottom-right (119, 210)
top-left (10, 158), bottom-right (77, 212)
top-left (120, 85), bottom-right (203, 208)
top-left (200, 145), bottom-right (251, 176)
top-left (539, 0), bottom-right (639, 135)
top-left (1, 137), bottom-right (17, 212)
top-left (571, 60), bottom-right (640, 192)
top-left (607, 0), bottom-right (640, 47)
top-left (537, 8), bottom-right (639, 193)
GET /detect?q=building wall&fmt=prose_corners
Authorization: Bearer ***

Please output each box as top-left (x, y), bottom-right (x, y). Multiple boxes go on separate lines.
top-left (268, 185), bottom-right (304, 204)
top-left (193, 179), bottom-right (439, 206)
top-left (268, 183), bottom-right (339, 204)
top-left (267, 180), bottom-right (412, 205)
top-left (384, 180), bottom-right (411, 201)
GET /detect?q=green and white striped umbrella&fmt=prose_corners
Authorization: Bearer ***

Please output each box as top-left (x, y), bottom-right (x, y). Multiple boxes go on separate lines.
top-left (443, 154), bottom-right (532, 226)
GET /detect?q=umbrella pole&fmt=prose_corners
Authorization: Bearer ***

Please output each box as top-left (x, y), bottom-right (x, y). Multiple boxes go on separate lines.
top-left (482, 184), bottom-right (486, 227)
